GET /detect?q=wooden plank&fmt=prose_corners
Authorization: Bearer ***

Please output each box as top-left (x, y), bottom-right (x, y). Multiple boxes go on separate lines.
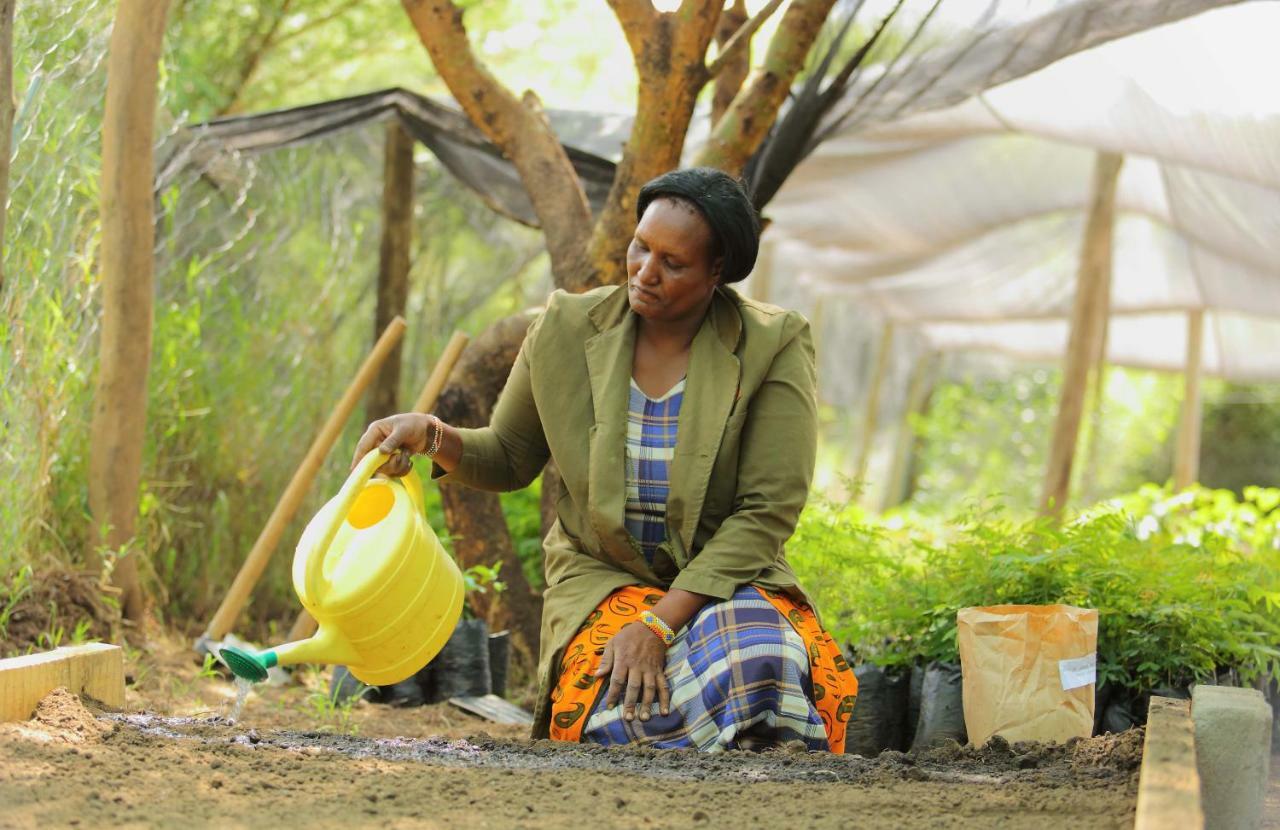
top-left (0, 643), bottom-right (125, 722)
top-left (1173, 309), bottom-right (1204, 490)
top-left (1136, 696), bottom-right (1204, 830)
top-left (1040, 151), bottom-right (1123, 516)
top-left (449, 694), bottom-right (534, 726)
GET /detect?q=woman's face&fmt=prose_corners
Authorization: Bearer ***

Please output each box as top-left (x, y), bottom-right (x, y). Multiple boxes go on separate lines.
top-left (626, 197), bottom-right (722, 325)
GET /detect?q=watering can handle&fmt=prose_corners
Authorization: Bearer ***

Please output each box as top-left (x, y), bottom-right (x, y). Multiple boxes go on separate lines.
top-left (303, 448), bottom-right (389, 603)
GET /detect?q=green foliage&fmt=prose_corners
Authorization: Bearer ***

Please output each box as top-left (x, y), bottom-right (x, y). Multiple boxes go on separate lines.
top-left (908, 364), bottom-right (1182, 513)
top-left (305, 682), bottom-right (362, 735)
top-left (500, 480), bottom-right (546, 591)
top-left (461, 562), bottom-right (506, 621)
top-left (790, 487), bottom-right (1280, 694)
top-left (0, 566), bottom-right (33, 642)
top-left (1198, 382), bottom-right (1280, 493)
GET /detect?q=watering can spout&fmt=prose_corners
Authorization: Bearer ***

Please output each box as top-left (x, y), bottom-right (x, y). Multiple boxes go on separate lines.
top-left (219, 626), bottom-right (360, 683)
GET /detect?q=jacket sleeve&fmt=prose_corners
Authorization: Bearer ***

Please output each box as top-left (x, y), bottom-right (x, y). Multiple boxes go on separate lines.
top-left (432, 312), bottom-right (550, 493)
top-left (670, 313), bottom-right (817, 600)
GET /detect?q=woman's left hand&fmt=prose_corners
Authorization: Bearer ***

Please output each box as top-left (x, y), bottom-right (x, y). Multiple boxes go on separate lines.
top-left (595, 622), bottom-right (671, 722)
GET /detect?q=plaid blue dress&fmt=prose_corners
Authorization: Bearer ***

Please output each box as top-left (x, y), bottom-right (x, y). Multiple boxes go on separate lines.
top-left (586, 378), bottom-right (830, 751)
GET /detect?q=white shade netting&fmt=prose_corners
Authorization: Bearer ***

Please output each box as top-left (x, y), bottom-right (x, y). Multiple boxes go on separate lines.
top-left (765, 2), bottom-right (1280, 380)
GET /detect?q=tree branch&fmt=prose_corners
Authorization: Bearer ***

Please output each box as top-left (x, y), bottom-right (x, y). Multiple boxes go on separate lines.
top-left (694, 0), bottom-right (838, 175)
top-left (607, 0), bottom-right (657, 60)
top-left (706, 0), bottom-right (784, 78)
top-left (401, 0), bottom-right (593, 289)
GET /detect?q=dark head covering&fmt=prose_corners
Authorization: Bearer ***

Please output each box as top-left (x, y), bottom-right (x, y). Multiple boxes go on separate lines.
top-left (636, 167), bottom-right (761, 284)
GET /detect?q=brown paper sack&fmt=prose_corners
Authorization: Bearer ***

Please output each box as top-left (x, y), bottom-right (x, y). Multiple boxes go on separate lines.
top-left (957, 604), bottom-right (1098, 746)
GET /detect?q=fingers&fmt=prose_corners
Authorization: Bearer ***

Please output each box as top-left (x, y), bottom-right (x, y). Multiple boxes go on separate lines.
top-left (657, 672), bottom-right (671, 717)
top-left (638, 671), bottom-right (656, 722)
top-left (605, 666), bottom-right (627, 710)
top-left (352, 421), bottom-right (392, 470)
top-left (352, 415), bottom-right (430, 476)
top-left (622, 667), bottom-right (642, 721)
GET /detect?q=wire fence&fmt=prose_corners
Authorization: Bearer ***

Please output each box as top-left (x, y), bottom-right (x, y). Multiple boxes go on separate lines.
top-left (1, 0), bottom-right (547, 629)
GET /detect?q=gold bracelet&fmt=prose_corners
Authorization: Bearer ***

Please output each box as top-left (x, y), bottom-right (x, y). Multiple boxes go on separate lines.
top-left (638, 610), bottom-right (676, 646)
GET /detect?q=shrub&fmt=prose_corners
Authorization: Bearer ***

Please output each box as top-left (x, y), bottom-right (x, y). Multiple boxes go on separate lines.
top-left (790, 487), bottom-right (1280, 694)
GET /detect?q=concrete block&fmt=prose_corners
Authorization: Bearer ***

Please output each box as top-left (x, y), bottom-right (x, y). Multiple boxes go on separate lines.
top-left (1192, 685), bottom-right (1273, 830)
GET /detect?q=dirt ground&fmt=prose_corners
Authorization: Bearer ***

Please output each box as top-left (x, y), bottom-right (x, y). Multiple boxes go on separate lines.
top-left (0, 638), bottom-right (1141, 830)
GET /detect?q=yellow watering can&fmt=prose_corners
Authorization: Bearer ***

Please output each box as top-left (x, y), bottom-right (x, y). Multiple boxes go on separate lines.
top-left (219, 449), bottom-right (464, 685)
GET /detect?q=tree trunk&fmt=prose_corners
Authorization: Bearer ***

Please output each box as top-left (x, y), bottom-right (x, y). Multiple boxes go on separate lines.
top-left (368, 120), bottom-right (416, 423)
top-left (89, 0), bottom-right (172, 623)
top-left (433, 313), bottom-right (543, 674)
top-left (584, 1), bottom-right (722, 288)
top-left (0, 0), bottom-right (13, 297)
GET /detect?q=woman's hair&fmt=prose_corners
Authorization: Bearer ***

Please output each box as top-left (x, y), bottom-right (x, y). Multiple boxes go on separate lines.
top-left (636, 167), bottom-right (761, 284)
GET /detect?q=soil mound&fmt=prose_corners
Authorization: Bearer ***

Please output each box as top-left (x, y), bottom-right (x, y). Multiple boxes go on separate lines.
top-left (13, 688), bottom-right (114, 744)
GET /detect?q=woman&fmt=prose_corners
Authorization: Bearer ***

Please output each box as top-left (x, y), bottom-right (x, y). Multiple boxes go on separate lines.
top-left (354, 168), bottom-right (857, 751)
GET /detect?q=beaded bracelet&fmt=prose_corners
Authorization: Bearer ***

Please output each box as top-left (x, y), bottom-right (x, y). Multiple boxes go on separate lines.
top-left (638, 610), bottom-right (676, 647)
top-left (425, 414), bottom-right (444, 457)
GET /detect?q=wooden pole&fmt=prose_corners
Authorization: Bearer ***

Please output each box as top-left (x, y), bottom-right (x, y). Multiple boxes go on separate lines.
top-left (1078, 320), bottom-right (1111, 503)
top-left (203, 316), bottom-right (407, 641)
top-left (882, 350), bottom-right (937, 511)
top-left (284, 330), bottom-right (471, 643)
top-left (0, 0), bottom-right (15, 297)
top-left (1039, 152), bottom-right (1123, 516)
top-left (368, 120), bottom-right (417, 423)
top-left (1173, 309), bottom-right (1205, 490)
top-left (87, 0), bottom-right (173, 621)
top-left (855, 320), bottom-right (894, 497)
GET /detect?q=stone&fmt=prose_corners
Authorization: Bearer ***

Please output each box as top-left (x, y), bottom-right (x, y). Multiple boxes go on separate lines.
top-left (1191, 685), bottom-right (1272, 830)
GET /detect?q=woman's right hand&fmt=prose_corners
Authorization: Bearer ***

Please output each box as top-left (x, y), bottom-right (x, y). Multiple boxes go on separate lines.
top-left (352, 413), bottom-right (436, 477)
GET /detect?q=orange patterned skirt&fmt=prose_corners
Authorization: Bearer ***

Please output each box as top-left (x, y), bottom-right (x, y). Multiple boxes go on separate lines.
top-left (549, 585), bottom-right (858, 752)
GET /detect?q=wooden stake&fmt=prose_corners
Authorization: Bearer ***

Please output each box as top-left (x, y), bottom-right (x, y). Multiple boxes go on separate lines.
top-left (1173, 309), bottom-right (1204, 490)
top-left (285, 329), bottom-right (471, 644)
top-left (1039, 152), bottom-right (1123, 516)
top-left (882, 350), bottom-right (937, 511)
top-left (203, 316), bottom-right (407, 641)
top-left (87, 0), bottom-right (172, 622)
top-left (368, 120), bottom-right (417, 423)
top-left (412, 331), bottom-right (471, 413)
top-left (0, 644), bottom-right (124, 722)
top-left (855, 320), bottom-right (894, 498)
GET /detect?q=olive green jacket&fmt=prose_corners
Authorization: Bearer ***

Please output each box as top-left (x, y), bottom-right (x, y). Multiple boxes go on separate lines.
top-left (436, 283), bottom-right (817, 737)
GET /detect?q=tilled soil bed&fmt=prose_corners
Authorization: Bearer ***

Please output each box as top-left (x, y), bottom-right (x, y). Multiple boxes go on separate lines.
top-left (0, 690), bottom-right (1141, 830)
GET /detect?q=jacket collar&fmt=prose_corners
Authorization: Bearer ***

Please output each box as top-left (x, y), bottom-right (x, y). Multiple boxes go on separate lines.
top-left (587, 283), bottom-right (743, 353)
top-left (583, 284), bottom-right (743, 574)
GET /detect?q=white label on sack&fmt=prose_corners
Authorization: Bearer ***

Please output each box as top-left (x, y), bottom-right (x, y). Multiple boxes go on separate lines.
top-left (1059, 654), bottom-right (1097, 691)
